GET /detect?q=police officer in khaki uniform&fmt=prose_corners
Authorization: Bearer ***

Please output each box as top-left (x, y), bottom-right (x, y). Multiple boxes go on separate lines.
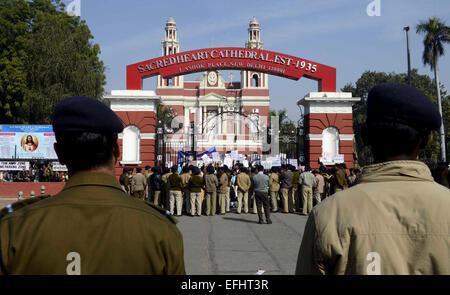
top-left (269, 167), bottom-right (280, 212)
top-left (132, 167), bottom-right (147, 200)
top-left (296, 83), bottom-right (450, 275)
top-left (236, 167), bottom-right (251, 214)
top-left (203, 165), bottom-right (218, 216)
top-left (0, 96), bottom-right (185, 275)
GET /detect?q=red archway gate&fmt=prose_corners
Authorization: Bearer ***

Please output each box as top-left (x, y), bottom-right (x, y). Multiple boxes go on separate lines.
top-left (126, 47), bottom-right (336, 92)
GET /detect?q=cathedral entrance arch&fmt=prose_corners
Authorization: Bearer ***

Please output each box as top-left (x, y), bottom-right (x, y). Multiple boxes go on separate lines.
top-left (106, 16), bottom-right (359, 174)
top-left (126, 47), bottom-right (336, 92)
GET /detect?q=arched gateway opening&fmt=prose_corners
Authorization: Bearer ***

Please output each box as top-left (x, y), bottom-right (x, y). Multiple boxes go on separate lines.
top-left (105, 17), bottom-right (359, 175)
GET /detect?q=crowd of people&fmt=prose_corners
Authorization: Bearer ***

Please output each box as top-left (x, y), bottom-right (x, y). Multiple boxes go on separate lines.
top-left (0, 162), bottom-right (69, 183)
top-left (118, 161), bottom-right (362, 222)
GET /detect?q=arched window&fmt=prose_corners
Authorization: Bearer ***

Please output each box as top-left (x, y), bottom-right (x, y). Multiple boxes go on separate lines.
top-left (122, 125), bottom-right (140, 164)
top-left (322, 127), bottom-right (339, 163)
top-left (252, 74), bottom-right (259, 87)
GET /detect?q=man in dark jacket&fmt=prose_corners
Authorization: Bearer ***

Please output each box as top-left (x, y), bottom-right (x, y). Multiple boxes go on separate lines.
top-left (252, 165), bottom-right (272, 224)
top-left (149, 167), bottom-right (162, 206)
top-left (279, 165), bottom-right (293, 213)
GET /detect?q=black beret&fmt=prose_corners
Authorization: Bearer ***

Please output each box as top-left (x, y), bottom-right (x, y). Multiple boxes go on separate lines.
top-left (367, 83), bottom-right (441, 131)
top-left (52, 96), bottom-right (124, 133)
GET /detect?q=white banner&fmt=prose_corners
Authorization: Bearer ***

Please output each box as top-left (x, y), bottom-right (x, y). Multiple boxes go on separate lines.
top-left (224, 158), bottom-right (233, 168)
top-left (231, 150), bottom-right (239, 161)
top-left (0, 161), bottom-right (30, 171)
top-left (271, 158), bottom-right (282, 167)
top-left (212, 152), bottom-right (221, 162)
top-left (51, 162), bottom-right (68, 172)
top-left (334, 154), bottom-right (345, 164)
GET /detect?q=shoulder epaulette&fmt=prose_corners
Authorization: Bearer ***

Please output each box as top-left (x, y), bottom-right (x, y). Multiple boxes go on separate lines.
top-left (143, 201), bottom-right (178, 224)
top-left (0, 195), bottom-right (51, 217)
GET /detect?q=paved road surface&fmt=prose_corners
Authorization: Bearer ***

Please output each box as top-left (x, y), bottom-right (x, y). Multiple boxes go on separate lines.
top-left (177, 211), bottom-right (308, 275)
top-left (0, 198), bottom-right (309, 275)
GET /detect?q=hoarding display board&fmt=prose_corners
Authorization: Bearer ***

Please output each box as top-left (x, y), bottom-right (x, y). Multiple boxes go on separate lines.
top-left (0, 125), bottom-right (57, 160)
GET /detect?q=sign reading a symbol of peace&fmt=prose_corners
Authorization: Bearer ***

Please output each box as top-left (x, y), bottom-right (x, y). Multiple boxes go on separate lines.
top-left (126, 47), bottom-right (336, 92)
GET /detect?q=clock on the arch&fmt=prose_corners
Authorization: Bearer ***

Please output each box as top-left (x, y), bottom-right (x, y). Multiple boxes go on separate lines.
top-left (207, 71), bottom-right (218, 86)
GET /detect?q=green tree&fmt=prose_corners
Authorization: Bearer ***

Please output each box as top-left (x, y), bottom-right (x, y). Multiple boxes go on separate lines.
top-left (342, 70), bottom-right (449, 167)
top-left (269, 108), bottom-right (296, 133)
top-left (157, 104), bottom-right (180, 133)
top-left (0, 0), bottom-right (105, 124)
top-left (416, 17), bottom-right (450, 162)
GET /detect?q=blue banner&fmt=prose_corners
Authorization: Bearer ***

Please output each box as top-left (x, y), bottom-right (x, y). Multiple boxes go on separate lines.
top-left (196, 147), bottom-right (216, 160)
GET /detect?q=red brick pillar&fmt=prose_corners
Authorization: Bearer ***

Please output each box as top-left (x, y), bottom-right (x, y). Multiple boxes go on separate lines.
top-left (104, 90), bottom-right (161, 177)
top-left (297, 92), bottom-right (360, 170)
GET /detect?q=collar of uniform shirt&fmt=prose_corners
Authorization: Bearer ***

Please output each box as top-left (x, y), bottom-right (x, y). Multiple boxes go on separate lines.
top-left (62, 171), bottom-right (124, 193)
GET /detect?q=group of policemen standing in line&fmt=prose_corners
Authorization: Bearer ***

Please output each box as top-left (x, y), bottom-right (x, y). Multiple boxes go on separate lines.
top-left (0, 83), bottom-right (449, 275)
top-left (117, 159), bottom-right (361, 224)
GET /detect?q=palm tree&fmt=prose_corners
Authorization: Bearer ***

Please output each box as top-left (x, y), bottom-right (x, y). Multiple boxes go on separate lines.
top-left (416, 17), bottom-right (450, 162)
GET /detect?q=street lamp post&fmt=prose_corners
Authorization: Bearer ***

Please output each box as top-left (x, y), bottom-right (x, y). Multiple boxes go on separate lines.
top-left (190, 121), bottom-right (196, 162)
top-left (156, 120), bottom-right (164, 167)
top-left (403, 26), bottom-right (412, 86)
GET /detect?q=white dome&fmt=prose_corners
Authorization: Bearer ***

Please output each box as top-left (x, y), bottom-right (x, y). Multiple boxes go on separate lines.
top-left (167, 16), bottom-right (176, 24)
top-left (250, 16), bottom-right (259, 25)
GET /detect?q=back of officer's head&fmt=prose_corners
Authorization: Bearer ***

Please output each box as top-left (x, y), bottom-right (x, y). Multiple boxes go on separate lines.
top-left (207, 165), bottom-right (215, 174)
top-left (362, 83), bottom-right (441, 162)
top-left (171, 165), bottom-right (178, 174)
top-left (193, 167), bottom-right (201, 175)
top-left (51, 96), bottom-right (124, 174)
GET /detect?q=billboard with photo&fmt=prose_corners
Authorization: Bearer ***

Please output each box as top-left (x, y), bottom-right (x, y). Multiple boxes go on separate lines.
top-left (0, 125), bottom-right (57, 160)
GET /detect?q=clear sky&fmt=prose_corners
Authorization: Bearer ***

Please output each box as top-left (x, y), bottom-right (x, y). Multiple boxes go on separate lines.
top-left (74, 0), bottom-right (450, 121)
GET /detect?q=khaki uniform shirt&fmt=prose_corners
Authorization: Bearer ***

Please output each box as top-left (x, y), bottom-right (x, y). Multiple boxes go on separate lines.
top-left (335, 169), bottom-right (348, 189)
top-left (280, 170), bottom-right (293, 189)
top-left (269, 173), bottom-right (280, 192)
top-left (218, 173), bottom-right (228, 194)
top-left (315, 174), bottom-right (325, 194)
top-left (0, 172), bottom-right (185, 275)
top-left (132, 173), bottom-right (147, 192)
top-left (299, 171), bottom-right (318, 188)
top-left (162, 173), bottom-right (172, 184)
top-left (204, 174), bottom-right (218, 193)
top-left (181, 173), bottom-right (191, 189)
top-left (296, 161), bottom-right (450, 275)
top-left (144, 170), bottom-right (152, 179)
top-left (236, 173), bottom-right (251, 193)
